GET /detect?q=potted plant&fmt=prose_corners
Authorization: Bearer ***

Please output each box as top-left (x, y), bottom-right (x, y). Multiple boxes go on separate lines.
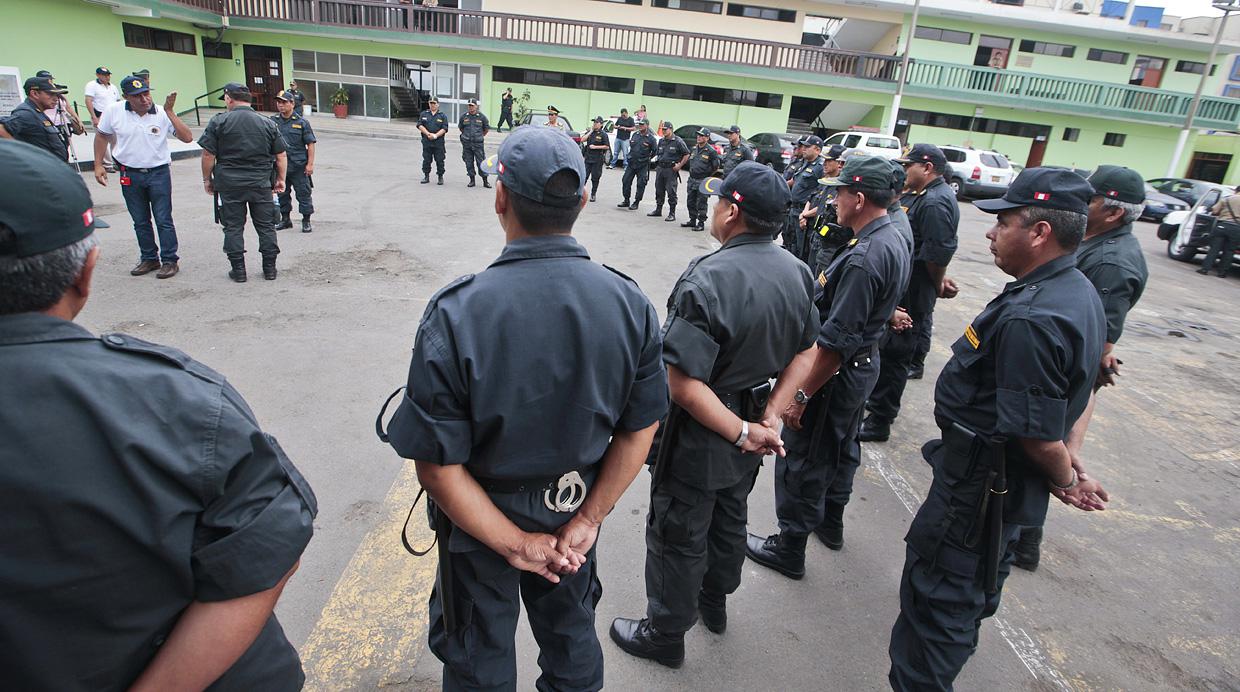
top-left (331, 87), bottom-right (349, 119)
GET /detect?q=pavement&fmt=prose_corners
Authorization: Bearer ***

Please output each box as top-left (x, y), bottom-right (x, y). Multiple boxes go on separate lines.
top-left (73, 131), bottom-right (1240, 691)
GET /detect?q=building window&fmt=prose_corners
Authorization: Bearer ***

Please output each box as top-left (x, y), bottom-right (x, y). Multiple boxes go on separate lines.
top-left (1018, 39), bottom-right (1075, 58)
top-left (122, 23), bottom-right (197, 55)
top-left (914, 26), bottom-right (973, 45)
top-left (1103, 132), bottom-right (1126, 147)
top-left (642, 80), bottom-right (782, 108)
top-left (1223, 84), bottom-right (1240, 98)
top-left (1063, 127), bottom-right (1080, 142)
top-left (727, 4), bottom-right (796, 22)
top-left (1087, 48), bottom-right (1128, 65)
top-left (898, 109), bottom-right (1051, 139)
top-left (593, 0), bottom-right (642, 3)
top-left (1175, 60), bottom-right (1216, 76)
top-left (651, 0), bottom-right (722, 13)
top-left (1130, 55), bottom-right (1166, 88)
top-left (203, 41), bottom-right (233, 60)
top-left (492, 66), bottom-right (635, 94)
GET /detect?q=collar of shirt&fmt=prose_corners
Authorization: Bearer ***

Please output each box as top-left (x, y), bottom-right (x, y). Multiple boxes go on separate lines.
top-left (0, 313), bottom-right (94, 346)
top-left (722, 232), bottom-right (771, 249)
top-left (1079, 222), bottom-right (1132, 250)
top-left (854, 215), bottom-right (892, 242)
top-left (1002, 253), bottom-right (1077, 294)
top-left (924, 177), bottom-right (947, 193)
top-left (489, 234), bottom-right (590, 267)
top-left (124, 102), bottom-right (157, 115)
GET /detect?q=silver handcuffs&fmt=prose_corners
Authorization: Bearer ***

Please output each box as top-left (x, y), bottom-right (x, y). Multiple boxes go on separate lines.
top-left (544, 470), bottom-right (587, 513)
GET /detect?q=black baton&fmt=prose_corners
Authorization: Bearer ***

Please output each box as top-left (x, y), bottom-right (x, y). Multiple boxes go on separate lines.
top-left (985, 435), bottom-right (1008, 595)
top-left (307, 174), bottom-right (314, 189)
top-left (213, 190), bottom-right (220, 225)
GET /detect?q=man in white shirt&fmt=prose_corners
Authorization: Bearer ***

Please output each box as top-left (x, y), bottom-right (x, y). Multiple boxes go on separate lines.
top-left (93, 75), bottom-right (193, 279)
top-left (85, 67), bottom-right (120, 171)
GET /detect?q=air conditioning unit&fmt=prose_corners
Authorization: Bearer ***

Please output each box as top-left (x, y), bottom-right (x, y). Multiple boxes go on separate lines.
top-left (1072, 2), bottom-right (1089, 14)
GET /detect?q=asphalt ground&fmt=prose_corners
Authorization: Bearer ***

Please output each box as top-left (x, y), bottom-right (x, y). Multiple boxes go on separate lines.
top-left (73, 133), bottom-right (1240, 691)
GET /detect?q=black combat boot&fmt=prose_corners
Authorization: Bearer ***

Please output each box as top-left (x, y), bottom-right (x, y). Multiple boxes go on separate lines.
top-left (629, 200), bottom-right (640, 211)
top-left (647, 207), bottom-right (663, 217)
top-left (482, 175), bottom-right (491, 188)
top-left (609, 618), bottom-right (685, 668)
top-left (680, 217), bottom-right (697, 228)
top-left (420, 174), bottom-right (430, 184)
top-left (617, 199), bottom-right (631, 208)
top-left (437, 174), bottom-right (444, 186)
top-left (745, 532), bottom-right (807, 580)
top-left (698, 591), bottom-right (727, 634)
top-left (858, 413), bottom-right (891, 442)
top-left (813, 502), bottom-right (846, 551)
top-left (467, 177), bottom-right (476, 188)
top-left (665, 209), bottom-right (676, 222)
top-left (228, 256), bottom-right (246, 283)
top-left (301, 214), bottom-right (313, 233)
top-left (276, 212), bottom-right (293, 230)
top-left (1013, 526), bottom-right (1042, 572)
top-left (694, 220), bottom-right (705, 232)
top-left (262, 256), bottom-right (277, 281)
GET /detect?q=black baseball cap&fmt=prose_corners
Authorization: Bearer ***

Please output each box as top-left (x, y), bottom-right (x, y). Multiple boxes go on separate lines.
top-left (820, 156), bottom-right (898, 191)
top-left (635, 117), bottom-right (649, 125)
top-left (24, 77), bottom-right (66, 94)
top-left (726, 125), bottom-right (741, 134)
top-left (823, 144), bottom-right (846, 161)
top-left (794, 137), bottom-right (806, 147)
top-left (480, 125), bottom-right (586, 208)
top-left (219, 82), bottom-right (251, 100)
top-left (804, 135), bottom-right (823, 148)
top-left (974, 167), bottom-right (1093, 215)
top-left (896, 143), bottom-right (947, 171)
top-left (888, 159), bottom-right (907, 196)
top-left (696, 127), bottom-right (711, 137)
top-left (593, 115), bottom-right (605, 123)
top-left (0, 140), bottom-right (102, 258)
top-left (1088, 165), bottom-right (1145, 204)
top-left (134, 68), bottom-right (150, 76)
top-left (274, 89), bottom-right (294, 102)
top-left (467, 98), bottom-right (478, 105)
top-left (698, 160), bottom-right (791, 223)
top-left (96, 66), bottom-right (111, 75)
top-left (35, 70), bottom-right (53, 79)
top-left (121, 76), bottom-right (150, 96)
top-left (663, 121), bottom-right (674, 131)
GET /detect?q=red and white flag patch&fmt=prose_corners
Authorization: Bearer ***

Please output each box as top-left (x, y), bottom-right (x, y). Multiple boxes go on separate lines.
top-left (82, 209), bottom-right (94, 226)
top-left (731, 191), bottom-right (744, 202)
top-left (1033, 191), bottom-right (1051, 201)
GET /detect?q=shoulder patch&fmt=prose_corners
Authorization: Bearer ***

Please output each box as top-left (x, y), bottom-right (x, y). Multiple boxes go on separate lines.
top-left (428, 273), bottom-right (476, 306)
top-left (964, 324), bottom-right (980, 349)
top-left (604, 264), bottom-right (640, 286)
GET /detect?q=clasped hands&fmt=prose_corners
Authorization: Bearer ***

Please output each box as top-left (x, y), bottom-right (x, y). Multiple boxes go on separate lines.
top-left (506, 513), bottom-right (599, 583)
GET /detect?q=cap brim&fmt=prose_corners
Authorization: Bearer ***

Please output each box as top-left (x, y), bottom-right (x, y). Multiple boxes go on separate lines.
top-left (973, 197), bottom-right (1024, 213)
top-left (893, 157), bottom-right (913, 164)
top-left (93, 217), bottom-right (110, 229)
top-left (818, 176), bottom-right (847, 187)
top-left (480, 154), bottom-right (501, 176)
top-left (698, 177), bottom-right (724, 196)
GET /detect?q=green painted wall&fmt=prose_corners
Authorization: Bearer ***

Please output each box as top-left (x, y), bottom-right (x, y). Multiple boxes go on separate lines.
top-left (0, 0), bottom-right (209, 115)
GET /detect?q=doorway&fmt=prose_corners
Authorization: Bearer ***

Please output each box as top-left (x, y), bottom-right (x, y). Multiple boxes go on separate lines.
top-left (1025, 135), bottom-right (1048, 168)
top-left (974, 36), bottom-right (1012, 69)
top-left (243, 45), bottom-right (284, 112)
top-left (1130, 56), bottom-right (1166, 88)
top-left (431, 62), bottom-right (481, 122)
top-left (1187, 152), bottom-right (1231, 183)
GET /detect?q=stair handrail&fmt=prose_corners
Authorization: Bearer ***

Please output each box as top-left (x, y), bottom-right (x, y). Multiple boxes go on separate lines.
top-left (192, 86), bottom-right (227, 126)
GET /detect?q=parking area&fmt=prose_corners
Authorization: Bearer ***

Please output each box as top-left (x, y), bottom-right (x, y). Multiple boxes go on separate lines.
top-left (76, 133), bottom-right (1240, 691)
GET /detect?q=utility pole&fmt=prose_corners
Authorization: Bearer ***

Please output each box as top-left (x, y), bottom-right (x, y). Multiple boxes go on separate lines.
top-left (885, 0), bottom-right (923, 138)
top-left (1167, 2), bottom-right (1239, 177)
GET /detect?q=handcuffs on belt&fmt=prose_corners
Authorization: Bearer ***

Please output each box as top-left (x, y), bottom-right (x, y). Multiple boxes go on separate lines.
top-left (544, 470), bottom-right (587, 513)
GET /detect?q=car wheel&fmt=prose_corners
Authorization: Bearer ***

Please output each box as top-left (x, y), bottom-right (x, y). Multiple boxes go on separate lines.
top-left (949, 178), bottom-right (963, 199)
top-left (1167, 234), bottom-right (1197, 262)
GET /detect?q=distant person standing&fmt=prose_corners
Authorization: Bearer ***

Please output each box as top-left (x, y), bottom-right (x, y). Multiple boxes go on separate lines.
top-left (199, 82), bottom-right (287, 282)
top-left (458, 98), bottom-right (490, 188)
top-left (418, 97), bottom-right (448, 185)
top-left (649, 122), bottom-right (689, 222)
top-left (1201, 185), bottom-right (1240, 277)
top-left (271, 90), bottom-right (316, 233)
top-left (497, 87), bottom-right (514, 132)
top-left (93, 75), bottom-right (193, 279)
top-left (285, 80), bottom-right (307, 116)
top-left (84, 67), bottom-right (120, 171)
top-left (618, 118), bottom-right (658, 211)
top-left (609, 108), bottom-right (634, 169)
top-left (681, 127), bottom-right (720, 232)
top-left (582, 116), bottom-right (610, 202)
top-left (544, 105), bottom-right (570, 134)
top-left (719, 125), bottom-right (754, 179)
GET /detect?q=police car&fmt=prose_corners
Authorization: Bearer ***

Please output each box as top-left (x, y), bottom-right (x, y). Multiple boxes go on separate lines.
top-left (1158, 186), bottom-right (1240, 263)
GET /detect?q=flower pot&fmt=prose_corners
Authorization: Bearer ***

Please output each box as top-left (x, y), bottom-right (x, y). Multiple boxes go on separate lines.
top-left (333, 104), bottom-right (348, 119)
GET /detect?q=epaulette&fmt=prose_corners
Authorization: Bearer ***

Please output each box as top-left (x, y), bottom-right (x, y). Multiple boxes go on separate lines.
top-left (603, 264), bottom-right (640, 286)
top-left (99, 333), bottom-right (223, 383)
top-left (423, 273), bottom-right (476, 314)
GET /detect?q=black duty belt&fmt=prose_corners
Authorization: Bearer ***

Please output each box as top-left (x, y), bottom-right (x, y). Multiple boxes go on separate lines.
top-left (474, 467), bottom-right (589, 494)
top-left (118, 162), bottom-right (169, 174)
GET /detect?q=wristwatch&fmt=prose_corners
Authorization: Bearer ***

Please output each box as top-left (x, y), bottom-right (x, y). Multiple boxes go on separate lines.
top-left (1052, 467), bottom-right (1079, 491)
top-left (794, 389), bottom-right (809, 405)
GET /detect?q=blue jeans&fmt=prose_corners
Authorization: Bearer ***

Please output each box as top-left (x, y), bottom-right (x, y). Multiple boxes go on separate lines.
top-left (121, 164), bottom-right (178, 262)
top-left (610, 137), bottom-right (630, 166)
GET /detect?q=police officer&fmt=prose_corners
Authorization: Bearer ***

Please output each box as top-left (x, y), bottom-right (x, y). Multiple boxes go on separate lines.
top-left (272, 90), bottom-right (316, 233)
top-left (418, 97), bottom-right (449, 185)
top-left (0, 138), bottom-right (316, 691)
top-left (783, 136), bottom-right (806, 187)
top-left (458, 98), bottom-right (490, 189)
top-left (497, 87), bottom-right (515, 132)
top-left (783, 135), bottom-right (825, 262)
top-left (618, 117), bottom-right (658, 211)
top-left (382, 126), bottom-right (668, 691)
top-left (649, 122), bottom-right (690, 222)
top-left (1012, 164), bottom-right (1148, 572)
top-left (747, 156), bottom-right (911, 576)
top-left (285, 80), bottom-right (307, 116)
top-left (888, 168), bottom-right (1110, 690)
top-left (680, 127), bottom-right (721, 231)
top-left (199, 82), bottom-right (287, 282)
top-left (583, 115), bottom-right (611, 202)
top-left (720, 125), bottom-right (754, 179)
top-left (610, 162), bottom-right (818, 667)
top-left (798, 144), bottom-right (846, 274)
top-left (544, 105), bottom-right (571, 134)
top-left (861, 143), bottom-right (959, 442)
top-left (0, 77), bottom-right (71, 162)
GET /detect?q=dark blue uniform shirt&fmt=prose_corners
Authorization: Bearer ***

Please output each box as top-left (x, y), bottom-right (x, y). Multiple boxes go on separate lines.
top-left (686, 143), bottom-right (721, 178)
top-left (902, 176), bottom-right (960, 314)
top-left (2, 98), bottom-right (68, 161)
top-left (583, 128), bottom-right (610, 163)
top-left (655, 135), bottom-right (690, 167)
top-left (816, 216), bottom-right (912, 358)
top-left (418, 109), bottom-right (449, 143)
top-left (458, 111), bottom-right (489, 143)
top-left (790, 155), bottom-right (824, 206)
top-left (271, 112), bottom-right (316, 166)
top-left (386, 235), bottom-right (668, 479)
top-left (720, 142), bottom-right (753, 178)
top-left (627, 130), bottom-right (658, 168)
top-left (1074, 222), bottom-right (1148, 344)
top-left (0, 313), bottom-right (316, 691)
top-left (932, 253), bottom-right (1105, 526)
top-left (198, 106), bottom-right (286, 191)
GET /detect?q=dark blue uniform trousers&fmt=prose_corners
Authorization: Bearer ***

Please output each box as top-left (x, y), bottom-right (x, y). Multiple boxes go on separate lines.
top-left (888, 514), bottom-right (1022, 691)
top-left (430, 488), bottom-right (604, 692)
top-left (644, 467), bottom-right (759, 634)
top-left (653, 166), bottom-right (679, 211)
top-left (462, 142), bottom-right (486, 181)
top-left (774, 357), bottom-right (878, 535)
top-left (621, 163), bottom-right (650, 202)
top-left (422, 140), bottom-right (446, 176)
top-left (781, 211), bottom-right (804, 264)
top-left (120, 164), bottom-right (178, 263)
top-left (685, 177), bottom-right (706, 221)
top-left (868, 311), bottom-right (932, 423)
top-left (279, 163), bottom-right (313, 216)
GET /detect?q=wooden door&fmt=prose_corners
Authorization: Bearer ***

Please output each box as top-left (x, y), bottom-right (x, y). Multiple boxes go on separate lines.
top-left (243, 45), bottom-right (283, 112)
top-left (1025, 136), bottom-right (1047, 168)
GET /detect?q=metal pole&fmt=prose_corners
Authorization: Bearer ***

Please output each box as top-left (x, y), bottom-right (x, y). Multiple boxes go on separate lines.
top-left (885, 0), bottom-right (923, 137)
top-left (1167, 6), bottom-right (1234, 177)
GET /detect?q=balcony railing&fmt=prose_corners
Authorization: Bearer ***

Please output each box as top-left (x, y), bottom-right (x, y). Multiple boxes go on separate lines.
top-left (165, 0), bottom-right (1240, 129)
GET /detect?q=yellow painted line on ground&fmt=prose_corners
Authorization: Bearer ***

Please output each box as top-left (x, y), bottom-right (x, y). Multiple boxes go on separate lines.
top-left (301, 463), bottom-right (438, 690)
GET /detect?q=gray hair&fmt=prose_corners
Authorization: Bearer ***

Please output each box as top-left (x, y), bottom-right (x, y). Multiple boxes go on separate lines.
top-left (1100, 197), bottom-right (1143, 225)
top-left (1019, 206), bottom-right (1087, 251)
top-left (0, 227), bottom-right (98, 315)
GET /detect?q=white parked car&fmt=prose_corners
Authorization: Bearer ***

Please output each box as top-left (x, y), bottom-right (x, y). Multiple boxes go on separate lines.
top-left (939, 146), bottom-right (1015, 199)
top-left (823, 131), bottom-right (902, 160)
top-left (1158, 186), bottom-right (1240, 264)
